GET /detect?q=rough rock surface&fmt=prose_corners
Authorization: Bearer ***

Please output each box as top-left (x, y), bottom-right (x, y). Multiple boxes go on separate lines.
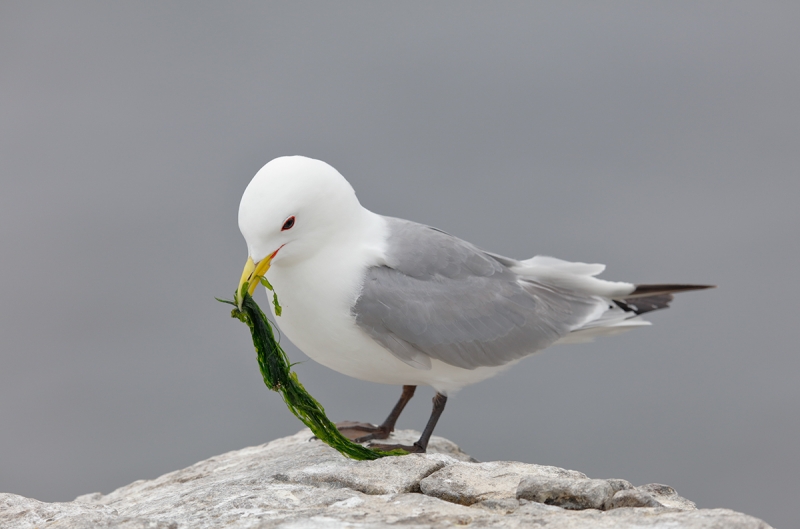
top-left (516, 475), bottom-right (618, 510)
top-left (0, 429), bottom-right (772, 528)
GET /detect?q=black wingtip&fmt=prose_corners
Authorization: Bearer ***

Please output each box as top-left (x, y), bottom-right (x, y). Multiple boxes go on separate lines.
top-left (626, 284), bottom-right (716, 298)
top-left (614, 293), bottom-right (674, 315)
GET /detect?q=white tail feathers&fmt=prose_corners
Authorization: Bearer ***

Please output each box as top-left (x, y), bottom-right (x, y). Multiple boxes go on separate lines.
top-left (510, 255), bottom-right (712, 345)
top-left (511, 255), bottom-right (636, 299)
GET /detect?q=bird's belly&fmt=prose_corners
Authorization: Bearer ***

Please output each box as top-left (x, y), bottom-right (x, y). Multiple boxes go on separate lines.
top-left (270, 289), bottom-right (515, 394)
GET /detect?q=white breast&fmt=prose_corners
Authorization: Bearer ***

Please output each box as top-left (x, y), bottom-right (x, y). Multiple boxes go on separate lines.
top-left (262, 210), bottom-right (513, 395)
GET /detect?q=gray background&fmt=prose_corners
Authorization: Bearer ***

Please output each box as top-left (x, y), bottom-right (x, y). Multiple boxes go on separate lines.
top-left (1, 2), bottom-right (797, 527)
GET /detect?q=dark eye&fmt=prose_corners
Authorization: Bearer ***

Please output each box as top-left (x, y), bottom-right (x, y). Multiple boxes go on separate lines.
top-left (281, 216), bottom-right (295, 231)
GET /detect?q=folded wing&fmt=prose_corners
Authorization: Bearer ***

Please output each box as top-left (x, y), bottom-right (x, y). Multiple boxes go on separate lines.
top-left (353, 219), bottom-right (607, 370)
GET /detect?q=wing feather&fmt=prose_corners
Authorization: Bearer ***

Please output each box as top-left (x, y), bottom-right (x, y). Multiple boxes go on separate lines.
top-left (353, 218), bottom-right (603, 370)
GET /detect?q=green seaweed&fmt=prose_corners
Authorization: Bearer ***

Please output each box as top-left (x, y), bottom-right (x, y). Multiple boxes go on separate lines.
top-left (259, 276), bottom-right (282, 317)
top-left (218, 291), bottom-right (407, 460)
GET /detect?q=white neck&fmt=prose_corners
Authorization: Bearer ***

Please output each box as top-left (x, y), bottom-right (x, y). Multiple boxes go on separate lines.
top-left (266, 208), bottom-right (388, 321)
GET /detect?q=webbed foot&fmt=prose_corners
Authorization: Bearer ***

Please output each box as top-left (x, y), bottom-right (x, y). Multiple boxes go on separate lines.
top-left (334, 421), bottom-right (391, 441)
top-left (368, 442), bottom-right (425, 453)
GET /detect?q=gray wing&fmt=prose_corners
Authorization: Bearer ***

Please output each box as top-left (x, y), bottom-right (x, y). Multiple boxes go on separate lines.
top-left (353, 218), bottom-right (601, 370)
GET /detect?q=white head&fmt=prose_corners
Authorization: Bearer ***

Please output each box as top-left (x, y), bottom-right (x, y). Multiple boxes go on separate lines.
top-left (236, 156), bottom-right (364, 305)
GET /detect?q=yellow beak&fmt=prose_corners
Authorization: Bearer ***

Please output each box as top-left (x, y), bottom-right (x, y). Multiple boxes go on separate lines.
top-left (236, 255), bottom-right (273, 309)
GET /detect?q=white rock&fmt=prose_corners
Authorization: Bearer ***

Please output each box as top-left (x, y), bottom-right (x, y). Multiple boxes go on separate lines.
top-left (516, 475), bottom-right (617, 510)
top-left (636, 482), bottom-right (698, 510)
top-left (419, 460), bottom-right (585, 505)
top-left (278, 453), bottom-right (445, 494)
top-left (0, 429), bottom-right (771, 529)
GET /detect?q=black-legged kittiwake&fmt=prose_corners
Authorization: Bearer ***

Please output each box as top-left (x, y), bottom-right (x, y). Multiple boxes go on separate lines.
top-left (236, 156), bottom-right (712, 453)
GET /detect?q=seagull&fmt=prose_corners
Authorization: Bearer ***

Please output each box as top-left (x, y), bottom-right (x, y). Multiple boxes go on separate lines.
top-left (236, 156), bottom-right (712, 453)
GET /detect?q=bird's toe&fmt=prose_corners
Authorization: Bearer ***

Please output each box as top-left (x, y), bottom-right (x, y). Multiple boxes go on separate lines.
top-left (334, 421), bottom-right (383, 440)
top-left (368, 442), bottom-right (425, 453)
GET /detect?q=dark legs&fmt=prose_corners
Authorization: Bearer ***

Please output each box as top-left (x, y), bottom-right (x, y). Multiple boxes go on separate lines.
top-left (335, 385), bottom-right (417, 441)
top-left (370, 392), bottom-right (448, 453)
top-left (335, 386), bottom-right (448, 453)
top-left (367, 385), bottom-right (417, 441)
